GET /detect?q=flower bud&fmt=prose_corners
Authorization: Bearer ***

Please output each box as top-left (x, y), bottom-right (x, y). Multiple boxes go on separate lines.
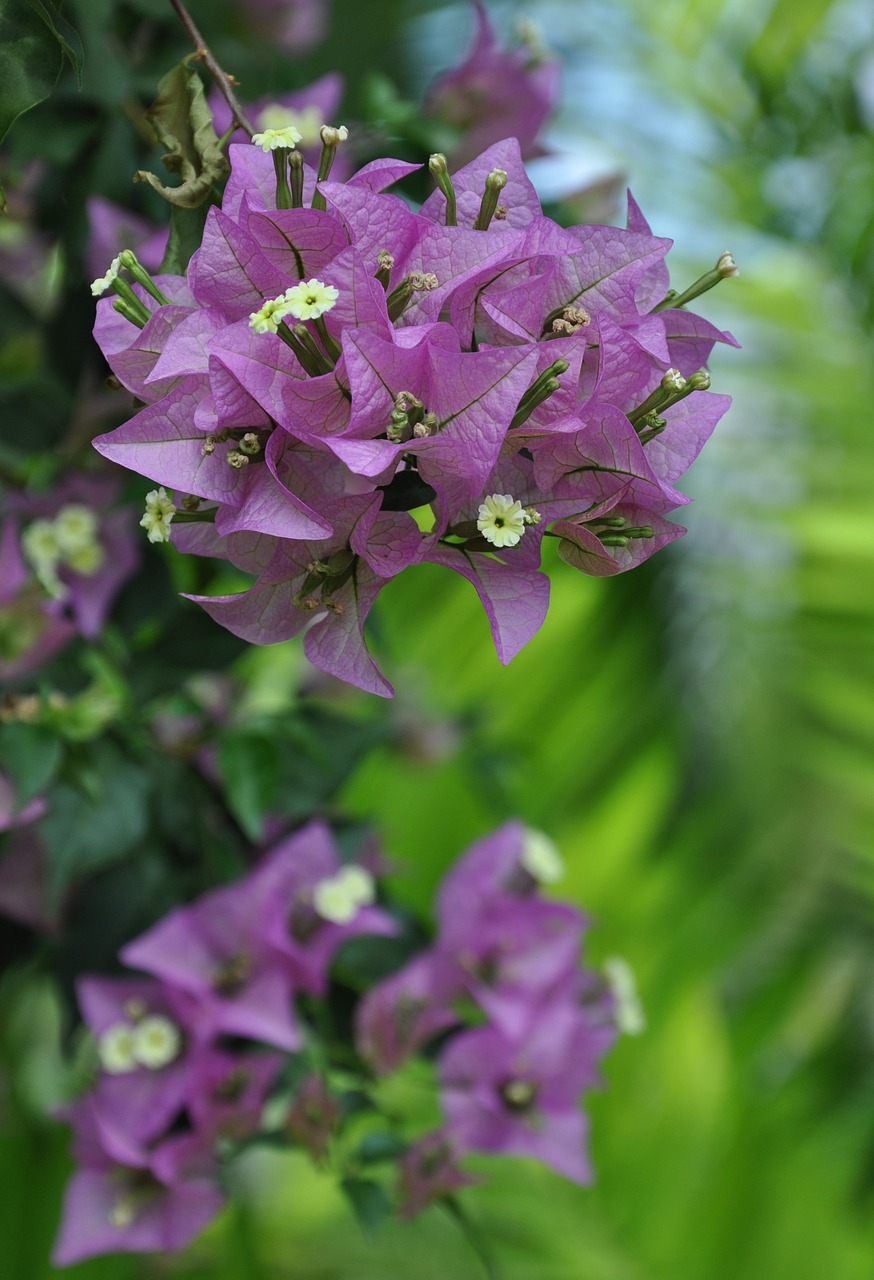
top-left (716, 251), bottom-right (739, 278)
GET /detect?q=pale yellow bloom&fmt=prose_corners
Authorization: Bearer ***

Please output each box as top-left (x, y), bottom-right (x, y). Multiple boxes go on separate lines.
top-left (476, 493), bottom-right (527, 548)
top-left (140, 488), bottom-right (176, 544)
top-left (132, 1015), bottom-right (182, 1069)
top-left (282, 278), bottom-right (339, 321)
top-left (520, 828), bottom-right (564, 884)
top-left (313, 865), bottom-right (375, 924)
top-left (252, 125), bottom-right (303, 151)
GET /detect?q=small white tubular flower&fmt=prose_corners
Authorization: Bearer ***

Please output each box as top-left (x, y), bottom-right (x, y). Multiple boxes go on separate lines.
top-left (22, 518), bottom-right (60, 571)
top-left (140, 488), bottom-right (176, 544)
top-left (282, 278), bottom-right (339, 321)
top-left (108, 1198), bottom-right (137, 1229)
top-left (476, 493), bottom-right (527, 548)
top-left (313, 864), bottom-right (375, 925)
top-left (520, 828), bottom-right (564, 884)
top-left (90, 254), bottom-right (122, 297)
top-left (132, 1014), bottom-right (182, 1069)
top-left (97, 1022), bottom-right (138, 1074)
top-left (65, 541), bottom-right (104, 575)
top-left (320, 124), bottom-right (349, 145)
top-left (53, 504), bottom-right (104, 574)
top-left (53, 504), bottom-right (100, 555)
top-left (21, 519), bottom-right (63, 597)
top-left (252, 125), bottom-right (303, 151)
top-left (249, 293), bottom-right (295, 335)
top-left (604, 956), bottom-right (646, 1036)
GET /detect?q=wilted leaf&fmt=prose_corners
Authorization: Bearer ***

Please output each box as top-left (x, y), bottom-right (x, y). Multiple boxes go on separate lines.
top-left (135, 57), bottom-right (229, 212)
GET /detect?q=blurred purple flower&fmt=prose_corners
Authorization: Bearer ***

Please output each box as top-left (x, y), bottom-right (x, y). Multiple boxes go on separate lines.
top-left (52, 1096), bottom-right (224, 1266)
top-left (245, 0), bottom-right (330, 57)
top-left (425, 3), bottom-right (560, 165)
top-left (0, 475), bottom-right (139, 680)
top-left (439, 991), bottom-right (614, 1184)
top-left (397, 1130), bottom-right (479, 1220)
top-left (85, 197), bottom-right (168, 284)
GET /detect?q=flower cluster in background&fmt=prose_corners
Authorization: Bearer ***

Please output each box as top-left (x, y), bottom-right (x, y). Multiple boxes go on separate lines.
top-left (53, 819), bottom-right (619, 1263)
top-left (90, 121), bottom-right (736, 697)
top-left (0, 475), bottom-right (139, 681)
top-left (358, 821), bottom-right (616, 1206)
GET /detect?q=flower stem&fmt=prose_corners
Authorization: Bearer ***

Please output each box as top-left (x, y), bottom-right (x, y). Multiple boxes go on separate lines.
top-left (167, 0), bottom-right (257, 138)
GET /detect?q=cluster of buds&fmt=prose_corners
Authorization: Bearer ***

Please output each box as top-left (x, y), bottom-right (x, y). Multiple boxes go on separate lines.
top-left (53, 820), bottom-right (625, 1260)
top-left (91, 126), bottom-right (737, 697)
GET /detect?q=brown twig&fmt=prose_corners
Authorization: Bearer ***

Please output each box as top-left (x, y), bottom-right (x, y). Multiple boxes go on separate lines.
top-left (168, 0), bottom-right (257, 137)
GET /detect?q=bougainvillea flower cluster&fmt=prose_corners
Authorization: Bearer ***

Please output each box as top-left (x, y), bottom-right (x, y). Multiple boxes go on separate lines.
top-left (357, 820), bottom-right (616, 1196)
top-left (91, 130), bottom-right (736, 696)
top-left (0, 475), bottom-right (139, 681)
top-left (53, 820), bottom-right (394, 1264)
top-left (54, 819), bottom-right (621, 1261)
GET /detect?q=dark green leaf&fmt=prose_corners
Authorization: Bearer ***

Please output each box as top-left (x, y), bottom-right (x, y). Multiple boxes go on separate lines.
top-left (160, 201), bottom-right (209, 275)
top-left (0, 723), bottom-right (62, 808)
top-left (340, 1176), bottom-right (391, 1239)
top-left (0, 0), bottom-right (64, 209)
top-left (356, 1132), bottom-right (409, 1165)
top-left (134, 58), bottom-right (229, 210)
top-left (217, 733), bottom-right (279, 842)
top-left (38, 741), bottom-right (150, 904)
top-left (26, 0), bottom-right (83, 87)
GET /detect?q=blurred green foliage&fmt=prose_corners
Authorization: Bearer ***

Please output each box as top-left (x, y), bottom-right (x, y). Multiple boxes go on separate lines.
top-left (2, 0), bottom-right (874, 1277)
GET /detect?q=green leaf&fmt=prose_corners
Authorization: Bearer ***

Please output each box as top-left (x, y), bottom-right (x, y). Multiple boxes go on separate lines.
top-left (217, 732), bottom-right (280, 842)
top-left (26, 0), bottom-right (83, 87)
top-left (340, 1176), bottom-right (391, 1239)
top-left (0, 0), bottom-right (64, 210)
top-left (134, 57), bottom-right (229, 211)
top-left (0, 723), bottom-right (62, 808)
top-left (160, 201), bottom-right (209, 275)
top-left (38, 741), bottom-right (150, 904)
top-left (356, 1132), bottom-right (409, 1165)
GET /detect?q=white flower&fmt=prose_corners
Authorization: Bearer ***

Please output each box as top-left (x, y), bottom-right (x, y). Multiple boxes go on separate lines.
top-left (90, 254), bottom-right (122, 297)
top-left (65, 541), bottom-right (104, 575)
top-left (97, 1022), bottom-right (138, 1074)
top-left (132, 1014), bottom-right (182, 1069)
top-left (476, 493), bottom-right (527, 548)
top-left (252, 125), bottom-right (303, 151)
top-left (520, 828), bottom-right (564, 884)
top-left (604, 957), bottom-right (646, 1036)
top-left (140, 487), bottom-right (176, 544)
top-left (313, 865), bottom-right (375, 924)
top-left (281, 278), bottom-right (339, 321)
top-left (319, 124), bottom-right (349, 145)
top-left (53, 504), bottom-right (100, 554)
top-left (249, 293), bottom-right (295, 334)
top-left (21, 519), bottom-right (64, 597)
top-left (52, 503), bottom-right (105, 575)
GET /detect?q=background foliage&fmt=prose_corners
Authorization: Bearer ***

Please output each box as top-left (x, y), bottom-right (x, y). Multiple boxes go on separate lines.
top-left (1, 0), bottom-right (873, 1276)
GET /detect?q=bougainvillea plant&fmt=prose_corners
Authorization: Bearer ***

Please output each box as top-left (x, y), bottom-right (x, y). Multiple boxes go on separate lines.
top-left (0, 0), bottom-right (738, 1271)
